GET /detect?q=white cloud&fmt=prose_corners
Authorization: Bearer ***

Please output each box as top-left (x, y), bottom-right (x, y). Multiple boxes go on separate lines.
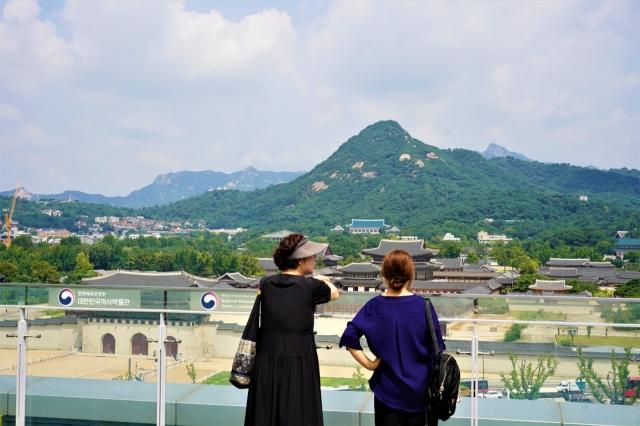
top-left (0, 0), bottom-right (79, 92)
top-left (0, 103), bottom-right (23, 120)
top-left (0, 0), bottom-right (637, 194)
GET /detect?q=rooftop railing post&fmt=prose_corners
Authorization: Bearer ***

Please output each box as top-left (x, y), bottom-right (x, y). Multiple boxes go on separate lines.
top-left (471, 322), bottom-right (478, 426)
top-left (157, 313), bottom-right (167, 426)
top-left (16, 307), bottom-right (27, 426)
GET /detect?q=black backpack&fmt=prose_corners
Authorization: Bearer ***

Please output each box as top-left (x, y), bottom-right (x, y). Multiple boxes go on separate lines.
top-left (424, 298), bottom-right (460, 425)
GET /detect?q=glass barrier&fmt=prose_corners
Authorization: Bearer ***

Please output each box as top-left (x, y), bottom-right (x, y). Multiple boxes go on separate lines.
top-left (0, 283), bottom-right (635, 423)
top-left (473, 322), bottom-right (640, 413)
top-left (22, 305), bottom-right (158, 423)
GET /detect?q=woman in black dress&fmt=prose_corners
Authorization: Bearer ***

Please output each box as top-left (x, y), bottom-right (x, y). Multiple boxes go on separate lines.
top-left (245, 233), bottom-right (339, 426)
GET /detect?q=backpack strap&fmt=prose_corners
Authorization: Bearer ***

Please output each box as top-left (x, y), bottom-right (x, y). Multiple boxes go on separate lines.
top-left (424, 298), bottom-right (441, 358)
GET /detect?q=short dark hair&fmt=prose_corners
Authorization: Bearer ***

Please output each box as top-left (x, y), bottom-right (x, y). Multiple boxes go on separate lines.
top-left (381, 250), bottom-right (414, 291)
top-left (273, 233), bottom-right (305, 271)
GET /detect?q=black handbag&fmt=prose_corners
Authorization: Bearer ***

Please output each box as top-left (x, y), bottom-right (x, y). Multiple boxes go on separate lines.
top-left (424, 298), bottom-right (460, 425)
top-left (229, 280), bottom-right (263, 389)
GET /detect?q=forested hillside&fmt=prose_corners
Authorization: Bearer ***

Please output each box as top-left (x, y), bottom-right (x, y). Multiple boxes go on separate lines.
top-left (2, 121), bottom-right (637, 237)
top-left (139, 121), bottom-right (639, 235)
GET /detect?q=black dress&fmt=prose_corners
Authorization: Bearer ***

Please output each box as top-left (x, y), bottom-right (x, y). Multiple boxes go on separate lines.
top-left (244, 274), bottom-right (332, 426)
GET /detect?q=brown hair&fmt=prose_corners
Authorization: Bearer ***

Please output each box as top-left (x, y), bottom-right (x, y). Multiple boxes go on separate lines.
top-left (380, 250), bottom-right (414, 291)
top-left (273, 233), bottom-right (306, 271)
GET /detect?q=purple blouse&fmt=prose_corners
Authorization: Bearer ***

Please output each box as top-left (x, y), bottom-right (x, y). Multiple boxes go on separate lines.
top-left (339, 294), bottom-right (445, 412)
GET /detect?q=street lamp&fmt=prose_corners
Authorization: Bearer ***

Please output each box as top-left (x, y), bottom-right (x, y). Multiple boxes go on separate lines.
top-left (456, 350), bottom-right (495, 393)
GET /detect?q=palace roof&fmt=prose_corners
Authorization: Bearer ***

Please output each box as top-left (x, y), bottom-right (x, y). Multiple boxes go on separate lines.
top-left (546, 268), bottom-right (582, 278)
top-left (362, 239), bottom-right (439, 257)
top-left (261, 230), bottom-right (295, 239)
top-left (82, 270), bottom-right (218, 288)
top-left (528, 280), bottom-right (572, 291)
top-left (258, 258), bottom-right (278, 271)
top-left (546, 258), bottom-right (590, 267)
top-left (347, 219), bottom-right (388, 229)
top-left (337, 263), bottom-right (381, 274)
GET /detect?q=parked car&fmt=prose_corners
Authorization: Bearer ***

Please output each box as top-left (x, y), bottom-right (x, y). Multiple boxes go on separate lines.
top-left (482, 391), bottom-right (503, 399)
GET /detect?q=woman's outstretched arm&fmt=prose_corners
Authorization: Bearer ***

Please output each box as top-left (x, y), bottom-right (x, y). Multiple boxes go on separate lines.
top-left (347, 348), bottom-right (381, 371)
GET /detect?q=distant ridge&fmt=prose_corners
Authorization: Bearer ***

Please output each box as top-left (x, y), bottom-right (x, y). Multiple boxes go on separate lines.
top-left (0, 167), bottom-right (305, 208)
top-left (481, 143), bottom-right (532, 162)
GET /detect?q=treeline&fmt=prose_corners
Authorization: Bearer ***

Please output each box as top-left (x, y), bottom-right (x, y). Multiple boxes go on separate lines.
top-left (0, 233), bottom-right (263, 285)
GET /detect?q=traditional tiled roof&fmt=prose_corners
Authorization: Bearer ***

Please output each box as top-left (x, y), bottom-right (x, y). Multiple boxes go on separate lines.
top-left (459, 285), bottom-right (492, 295)
top-left (312, 268), bottom-right (343, 277)
top-left (258, 258), bottom-right (278, 271)
top-left (218, 272), bottom-right (257, 285)
top-left (82, 270), bottom-right (218, 288)
top-left (337, 263), bottom-right (381, 274)
top-left (577, 276), bottom-right (600, 285)
top-left (362, 239), bottom-right (439, 257)
top-left (588, 262), bottom-right (615, 268)
top-left (216, 322), bottom-right (238, 330)
top-left (463, 264), bottom-right (496, 272)
top-left (404, 281), bottom-right (488, 291)
top-left (529, 280), bottom-right (572, 291)
top-left (387, 226), bottom-right (401, 233)
top-left (0, 316), bottom-right (78, 327)
top-left (413, 261), bottom-right (443, 271)
top-left (439, 258), bottom-right (463, 270)
top-left (546, 258), bottom-right (589, 267)
top-left (485, 279), bottom-right (504, 291)
top-left (261, 230), bottom-right (295, 239)
top-left (615, 238), bottom-right (640, 246)
top-left (615, 271), bottom-right (640, 279)
top-left (338, 278), bottom-right (381, 287)
top-left (347, 219), bottom-right (388, 229)
top-left (432, 271), bottom-right (500, 279)
top-left (546, 268), bottom-right (582, 278)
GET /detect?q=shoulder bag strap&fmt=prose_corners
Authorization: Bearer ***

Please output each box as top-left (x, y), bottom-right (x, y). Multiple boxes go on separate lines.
top-left (424, 297), bottom-right (441, 358)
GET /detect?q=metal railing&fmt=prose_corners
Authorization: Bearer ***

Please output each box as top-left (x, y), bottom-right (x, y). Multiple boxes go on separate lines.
top-left (0, 283), bottom-right (638, 426)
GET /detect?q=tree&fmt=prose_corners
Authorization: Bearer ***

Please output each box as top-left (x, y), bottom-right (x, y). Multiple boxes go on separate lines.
top-left (566, 279), bottom-right (600, 295)
top-left (504, 324), bottom-right (524, 342)
top-left (60, 236), bottom-right (82, 247)
top-left (614, 278), bottom-right (640, 298)
top-left (315, 256), bottom-right (325, 269)
top-left (0, 261), bottom-right (19, 279)
top-left (186, 363), bottom-right (197, 384)
top-left (465, 252), bottom-right (479, 264)
top-left (440, 242), bottom-right (463, 259)
top-left (102, 234), bottom-right (116, 246)
top-left (348, 366), bottom-right (369, 392)
top-left (31, 261), bottom-right (61, 284)
top-left (612, 257), bottom-right (624, 268)
top-left (74, 252), bottom-right (95, 277)
top-left (624, 251), bottom-right (640, 263)
top-left (500, 349), bottom-right (559, 400)
top-left (576, 346), bottom-right (637, 405)
top-left (518, 259), bottom-right (539, 275)
top-left (586, 326), bottom-right (593, 337)
top-left (9, 235), bottom-right (33, 251)
top-left (87, 243), bottom-right (112, 270)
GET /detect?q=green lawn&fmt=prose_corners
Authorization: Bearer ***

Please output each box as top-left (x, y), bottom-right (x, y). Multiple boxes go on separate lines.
top-left (41, 309), bottom-right (65, 317)
top-left (556, 335), bottom-right (640, 348)
top-left (202, 371), bottom-right (232, 385)
top-left (320, 377), bottom-right (358, 387)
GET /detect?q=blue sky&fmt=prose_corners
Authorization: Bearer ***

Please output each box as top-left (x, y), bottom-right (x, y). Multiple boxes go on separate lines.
top-left (1, 0), bottom-right (638, 196)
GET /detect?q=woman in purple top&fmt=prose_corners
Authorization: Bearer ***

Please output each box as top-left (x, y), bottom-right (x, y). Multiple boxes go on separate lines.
top-left (339, 250), bottom-right (445, 426)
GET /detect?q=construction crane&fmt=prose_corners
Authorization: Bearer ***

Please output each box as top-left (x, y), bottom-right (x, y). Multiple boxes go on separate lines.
top-left (3, 180), bottom-right (20, 247)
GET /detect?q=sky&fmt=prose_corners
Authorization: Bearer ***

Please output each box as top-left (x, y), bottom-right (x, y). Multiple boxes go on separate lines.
top-left (1, 0), bottom-right (638, 196)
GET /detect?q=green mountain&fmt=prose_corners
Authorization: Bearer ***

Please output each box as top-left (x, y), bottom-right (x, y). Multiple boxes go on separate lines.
top-left (140, 121), bottom-right (639, 234)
